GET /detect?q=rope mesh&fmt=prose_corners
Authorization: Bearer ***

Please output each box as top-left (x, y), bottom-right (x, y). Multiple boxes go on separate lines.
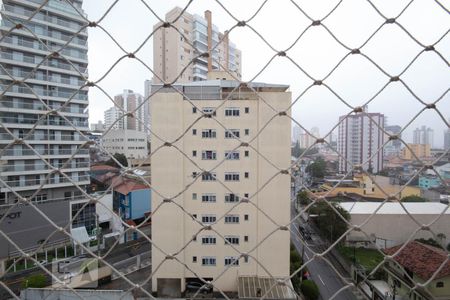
top-left (0, 0), bottom-right (449, 299)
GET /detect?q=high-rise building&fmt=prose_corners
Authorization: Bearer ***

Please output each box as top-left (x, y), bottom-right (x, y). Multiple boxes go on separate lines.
top-left (444, 121), bottom-right (450, 150)
top-left (384, 125), bottom-right (402, 157)
top-left (401, 144), bottom-right (431, 160)
top-left (338, 107), bottom-right (385, 173)
top-left (292, 124), bottom-right (301, 144)
top-left (104, 89), bottom-right (148, 133)
top-left (150, 72), bottom-right (291, 294)
top-left (413, 126), bottom-right (434, 147)
top-left (0, 0), bottom-right (94, 266)
top-left (153, 7), bottom-right (242, 83)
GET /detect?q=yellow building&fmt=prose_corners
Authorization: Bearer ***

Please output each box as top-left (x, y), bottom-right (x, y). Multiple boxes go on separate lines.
top-left (401, 143), bottom-right (431, 160)
top-left (150, 71), bottom-right (291, 295)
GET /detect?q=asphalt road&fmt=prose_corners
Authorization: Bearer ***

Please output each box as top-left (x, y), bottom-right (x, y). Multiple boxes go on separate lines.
top-left (291, 189), bottom-right (357, 300)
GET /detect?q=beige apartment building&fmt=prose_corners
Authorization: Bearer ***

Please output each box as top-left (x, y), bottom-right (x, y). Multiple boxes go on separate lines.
top-left (150, 72), bottom-right (291, 295)
top-left (153, 7), bottom-right (242, 83)
top-left (401, 143), bottom-right (431, 160)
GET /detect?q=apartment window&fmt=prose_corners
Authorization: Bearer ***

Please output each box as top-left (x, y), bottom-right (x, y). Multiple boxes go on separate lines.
top-left (244, 236), bottom-right (249, 242)
top-left (225, 151), bottom-right (239, 160)
top-left (224, 214), bottom-right (239, 223)
top-left (244, 129), bottom-right (249, 136)
top-left (245, 150), bottom-right (249, 157)
top-left (202, 236), bottom-right (216, 245)
top-left (192, 214), bottom-right (197, 219)
top-left (244, 256), bottom-right (249, 263)
top-left (193, 256), bottom-right (197, 263)
top-left (225, 108), bottom-right (240, 116)
top-left (245, 107), bottom-right (249, 113)
top-left (225, 236), bottom-right (239, 245)
top-left (202, 257), bottom-right (216, 266)
top-left (225, 193), bottom-right (239, 203)
top-left (202, 235), bottom-right (216, 245)
top-left (202, 214), bottom-right (216, 224)
top-left (244, 193), bottom-right (249, 198)
top-left (202, 172), bottom-right (216, 181)
top-left (192, 193), bottom-right (197, 200)
top-left (202, 129), bottom-right (216, 138)
top-left (244, 172), bottom-right (249, 178)
top-left (192, 129), bottom-right (197, 135)
top-left (224, 256), bottom-right (239, 266)
top-left (202, 107), bottom-right (216, 116)
top-left (192, 172), bottom-right (197, 178)
top-left (225, 172), bottom-right (240, 181)
top-left (225, 129), bottom-right (240, 138)
top-left (202, 194), bottom-right (216, 203)
top-left (244, 214), bottom-right (249, 221)
top-left (192, 150), bottom-right (197, 157)
top-left (436, 282), bottom-right (444, 288)
top-left (192, 107), bottom-right (197, 113)
top-left (202, 150), bottom-right (217, 160)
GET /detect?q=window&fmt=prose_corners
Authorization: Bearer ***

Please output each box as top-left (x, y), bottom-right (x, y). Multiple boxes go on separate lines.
top-left (244, 235), bottom-right (249, 242)
top-left (224, 214), bottom-right (239, 223)
top-left (202, 236), bottom-right (216, 245)
top-left (193, 256), bottom-right (197, 263)
top-left (244, 256), bottom-right (249, 263)
top-left (202, 129), bottom-right (216, 138)
top-left (192, 129), bottom-right (197, 135)
top-left (202, 172), bottom-right (216, 181)
top-left (192, 150), bottom-right (197, 157)
top-left (244, 129), bottom-right (249, 135)
top-left (225, 129), bottom-right (240, 138)
top-left (192, 214), bottom-right (197, 219)
top-left (202, 257), bottom-right (216, 266)
top-left (245, 150), bottom-right (249, 157)
top-left (225, 151), bottom-right (239, 160)
top-left (225, 193), bottom-right (239, 203)
top-left (192, 193), bottom-right (197, 200)
top-left (225, 172), bottom-right (240, 181)
top-left (225, 107), bottom-right (239, 116)
top-left (244, 214), bottom-right (249, 221)
top-left (245, 107), bottom-right (249, 113)
top-left (192, 107), bottom-right (197, 113)
top-left (202, 150), bottom-right (217, 160)
top-left (436, 282), bottom-right (444, 288)
top-left (224, 256), bottom-right (239, 266)
top-left (225, 236), bottom-right (239, 245)
top-left (244, 172), bottom-right (249, 178)
top-left (202, 214), bottom-right (216, 224)
top-left (202, 107), bottom-right (216, 116)
top-left (244, 193), bottom-right (249, 198)
top-left (202, 194), bottom-right (216, 203)
top-left (192, 172), bottom-right (197, 178)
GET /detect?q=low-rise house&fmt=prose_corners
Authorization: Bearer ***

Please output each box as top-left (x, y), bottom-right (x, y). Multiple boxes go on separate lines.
top-left (419, 175), bottom-right (442, 189)
top-left (384, 241), bottom-right (450, 300)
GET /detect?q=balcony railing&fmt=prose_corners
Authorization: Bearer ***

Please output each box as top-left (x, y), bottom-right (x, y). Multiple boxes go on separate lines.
top-left (0, 100), bottom-right (87, 114)
top-left (0, 148), bottom-right (89, 156)
top-left (0, 133), bottom-right (88, 142)
top-left (2, 175), bottom-right (90, 188)
top-left (0, 116), bottom-right (88, 127)
top-left (1, 162), bottom-right (89, 172)
top-left (0, 83), bottom-right (88, 101)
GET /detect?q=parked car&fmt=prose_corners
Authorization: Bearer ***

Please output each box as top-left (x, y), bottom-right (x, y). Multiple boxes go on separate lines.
top-left (186, 281), bottom-right (213, 294)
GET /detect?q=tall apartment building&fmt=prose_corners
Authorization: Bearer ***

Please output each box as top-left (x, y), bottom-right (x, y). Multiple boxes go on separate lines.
top-left (384, 125), bottom-right (402, 157)
top-left (444, 121), bottom-right (450, 150)
top-left (338, 107), bottom-right (385, 173)
top-left (401, 143), bottom-right (431, 160)
top-left (0, 0), bottom-right (94, 268)
top-left (292, 124), bottom-right (301, 144)
top-left (104, 89), bottom-right (148, 133)
top-left (151, 72), bottom-right (291, 294)
top-left (153, 7), bottom-right (242, 84)
top-left (413, 125), bottom-right (434, 147)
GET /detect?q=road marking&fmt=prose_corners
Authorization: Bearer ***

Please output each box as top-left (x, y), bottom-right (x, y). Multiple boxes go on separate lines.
top-left (317, 275), bottom-right (325, 286)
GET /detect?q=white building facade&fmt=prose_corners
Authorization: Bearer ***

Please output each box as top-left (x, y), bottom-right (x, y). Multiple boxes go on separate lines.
top-left (101, 129), bottom-right (148, 163)
top-left (150, 72), bottom-right (291, 294)
top-left (338, 109), bottom-right (385, 173)
top-left (413, 125), bottom-right (434, 148)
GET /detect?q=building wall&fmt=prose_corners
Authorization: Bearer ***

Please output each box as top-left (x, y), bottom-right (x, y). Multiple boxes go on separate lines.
top-left (401, 143), bottom-right (431, 160)
top-left (419, 176), bottom-right (441, 189)
top-left (130, 189), bottom-right (151, 220)
top-left (151, 84), bottom-right (291, 292)
top-left (346, 213), bottom-right (450, 248)
top-left (101, 129), bottom-right (148, 163)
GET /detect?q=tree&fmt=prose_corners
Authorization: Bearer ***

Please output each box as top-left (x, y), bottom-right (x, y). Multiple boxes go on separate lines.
top-left (415, 238), bottom-right (444, 249)
top-left (300, 280), bottom-right (319, 300)
top-left (306, 157), bottom-right (326, 179)
top-left (105, 153), bottom-right (128, 168)
top-left (290, 244), bottom-right (303, 292)
top-left (22, 274), bottom-right (47, 288)
top-left (310, 201), bottom-right (349, 244)
top-left (297, 191), bottom-right (311, 206)
top-left (292, 141), bottom-right (302, 158)
top-left (401, 195), bottom-right (427, 202)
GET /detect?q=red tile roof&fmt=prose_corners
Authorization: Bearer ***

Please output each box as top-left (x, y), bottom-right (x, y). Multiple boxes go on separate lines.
top-left (91, 165), bottom-right (119, 171)
top-left (112, 176), bottom-right (149, 195)
top-left (384, 241), bottom-right (450, 280)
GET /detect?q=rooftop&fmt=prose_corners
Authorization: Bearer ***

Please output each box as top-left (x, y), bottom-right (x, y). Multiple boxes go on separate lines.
top-left (384, 241), bottom-right (450, 280)
top-left (339, 202), bottom-right (450, 215)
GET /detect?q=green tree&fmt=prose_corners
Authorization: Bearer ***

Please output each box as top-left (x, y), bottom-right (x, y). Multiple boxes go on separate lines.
top-left (292, 141), bottom-right (302, 158)
top-left (310, 201), bottom-right (349, 244)
top-left (22, 274), bottom-right (47, 288)
top-left (401, 195), bottom-right (427, 202)
top-left (300, 280), bottom-right (319, 300)
top-left (106, 153), bottom-right (128, 168)
top-left (290, 244), bottom-right (303, 292)
top-left (415, 238), bottom-right (443, 249)
top-left (297, 191), bottom-right (311, 206)
top-left (306, 157), bottom-right (326, 179)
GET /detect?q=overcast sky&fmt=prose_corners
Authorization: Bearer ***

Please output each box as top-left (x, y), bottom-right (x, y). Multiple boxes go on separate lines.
top-left (82, 0), bottom-right (449, 148)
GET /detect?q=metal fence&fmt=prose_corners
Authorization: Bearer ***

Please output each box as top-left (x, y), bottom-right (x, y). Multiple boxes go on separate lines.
top-left (0, 0), bottom-right (449, 299)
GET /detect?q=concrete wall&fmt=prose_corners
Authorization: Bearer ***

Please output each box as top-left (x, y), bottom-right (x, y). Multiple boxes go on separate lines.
top-left (0, 200), bottom-right (70, 258)
top-left (130, 189), bottom-right (151, 220)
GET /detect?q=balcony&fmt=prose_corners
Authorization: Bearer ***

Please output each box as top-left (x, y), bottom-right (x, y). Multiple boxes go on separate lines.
top-left (0, 83), bottom-right (88, 101)
top-left (0, 133), bottom-right (88, 142)
top-left (1, 175), bottom-right (90, 188)
top-left (0, 148), bottom-right (89, 157)
top-left (0, 100), bottom-right (87, 114)
top-left (1, 162), bottom-right (89, 173)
